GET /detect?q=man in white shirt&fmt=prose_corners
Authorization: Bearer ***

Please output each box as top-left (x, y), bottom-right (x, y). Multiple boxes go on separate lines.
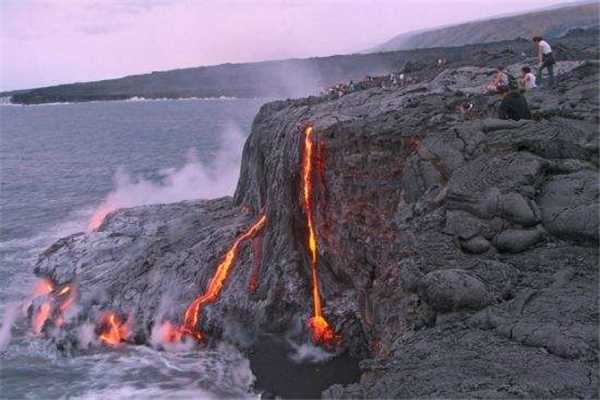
top-left (533, 36), bottom-right (555, 87)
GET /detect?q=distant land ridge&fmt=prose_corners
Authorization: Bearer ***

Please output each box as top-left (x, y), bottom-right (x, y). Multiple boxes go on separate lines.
top-left (372, 2), bottom-right (599, 52)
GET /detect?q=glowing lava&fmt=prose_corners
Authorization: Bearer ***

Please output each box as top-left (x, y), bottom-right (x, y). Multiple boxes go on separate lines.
top-left (56, 285), bottom-right (76, 327)
top-left (31, 278), bottom-right (54, 335)
top-left (175, 214), bottom-right (268, 341)
top-left (99, 312), bottom-right (129, 346)
top-left (88, 203), bottom-right (114, 231)
top-left (300, 125), bottom-right (339, 345)
top-left (160, 321), bottom-right (184, 343)
top-left (33, 278), bottom-right (54, 297)
top-left (32, 302), bottom-right (51, 335)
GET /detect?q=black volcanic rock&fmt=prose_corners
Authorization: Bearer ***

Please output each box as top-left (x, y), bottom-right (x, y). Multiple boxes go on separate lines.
top-left (32, 43), bottom-right (599, 397)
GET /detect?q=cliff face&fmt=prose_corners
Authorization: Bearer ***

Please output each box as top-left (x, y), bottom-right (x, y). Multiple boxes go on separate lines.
top-left (33, 48), bottom-right (599, 397)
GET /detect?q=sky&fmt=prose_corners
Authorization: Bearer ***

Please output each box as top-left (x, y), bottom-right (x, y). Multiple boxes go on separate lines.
top-left (0, 0), bottom-right (564, 91)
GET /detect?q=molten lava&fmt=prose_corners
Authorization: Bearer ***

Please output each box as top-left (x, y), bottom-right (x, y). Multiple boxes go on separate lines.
top-left (99, 312), bottom-right (128, 346)
top-left (88, 203), bottom-right (113, 231)
top-left (300, 126), bottom-right (339, 345)
top-left (33, 278), bottom-right (54, 297)
top-left (57, 286), bottom-right (70, 296)
top-left (32, 302), bottom-right (51, 335)
top-left (157, 321), bottom-right (185, 344)
top-left (175, 214), bottom-right (268, 341)
top-left (30, 278), bottom-right (54, 335)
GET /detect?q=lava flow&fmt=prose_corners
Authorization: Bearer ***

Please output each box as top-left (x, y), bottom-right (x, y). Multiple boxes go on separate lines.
top-left (32, 302), bottom-right (51, 335)
top-left (31, 278), bottom-right (54, 335)
top-left (88, 202), bottom-right (114, 231)
top-left (99, 312), bottom-right (129, 346)
top-left (300, 125), bottom-right (339, 346)
top-left (30, 280), bottom-right (78, 333)
top-left (170, 214), bottom-right (268, 341)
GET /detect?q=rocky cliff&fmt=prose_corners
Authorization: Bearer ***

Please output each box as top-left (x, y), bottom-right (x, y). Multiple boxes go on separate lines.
top-left (32, 46), bottom-right (599, 397)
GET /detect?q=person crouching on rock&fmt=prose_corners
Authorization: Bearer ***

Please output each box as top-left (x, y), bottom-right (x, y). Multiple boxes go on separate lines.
top-left (533, 36), bottom-right (556, 87)
top-left (498, 85), bottom-right (531, 121)
top-left (486, 66), bottom-right (509, 93)
top-left (519, 66), bottom-right (537, 91)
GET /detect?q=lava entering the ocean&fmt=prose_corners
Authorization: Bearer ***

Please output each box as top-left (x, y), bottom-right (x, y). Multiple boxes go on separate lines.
top-left (30, 280), bottom-right (78, 333)
top-left (31, 278), bottom-right (54, 335)
top-left (88, 203), bottom-right (114, 231)
top-left (32, 302), bottom-right (51, 335)
top-left (300, 125), bottom-right (339, 346)
top-left (99, 312), bottom-right (129, 346)
top-left (168, 214), bottom-right (268, 342)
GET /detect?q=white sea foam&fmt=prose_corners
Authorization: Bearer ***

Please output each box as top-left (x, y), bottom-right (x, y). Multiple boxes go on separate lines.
top-left (125, 95), bottom-right (239, 102)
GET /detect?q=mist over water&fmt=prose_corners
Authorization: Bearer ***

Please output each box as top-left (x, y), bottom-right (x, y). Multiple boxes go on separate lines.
top-left (88, 123), bottom-right (246, 230)
top-left (0, 98), bottom-right (264, 398)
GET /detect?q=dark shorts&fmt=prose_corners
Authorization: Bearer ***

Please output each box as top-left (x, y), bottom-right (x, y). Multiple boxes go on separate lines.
top-left (542, 52), bottom-right (556, 67)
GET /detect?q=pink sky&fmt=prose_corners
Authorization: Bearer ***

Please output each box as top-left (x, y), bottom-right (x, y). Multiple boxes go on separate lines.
top-left (1, 0), bottom-right (560, 91)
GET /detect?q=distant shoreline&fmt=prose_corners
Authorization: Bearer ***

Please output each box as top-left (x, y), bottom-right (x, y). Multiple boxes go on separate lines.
top-left (0, 95), bottom-right (272, 107)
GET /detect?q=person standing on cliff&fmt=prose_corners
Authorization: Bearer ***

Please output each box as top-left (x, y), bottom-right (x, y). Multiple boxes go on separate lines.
top-left (533, 36), bottom-right (555, 87)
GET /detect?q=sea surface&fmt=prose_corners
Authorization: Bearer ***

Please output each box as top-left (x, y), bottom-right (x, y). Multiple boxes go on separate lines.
top-left (0, 98), bottom-right (267, 399)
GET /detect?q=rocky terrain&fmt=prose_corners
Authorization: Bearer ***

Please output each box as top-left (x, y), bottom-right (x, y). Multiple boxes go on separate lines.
top-left (31, 35), bottom-right (599, 398)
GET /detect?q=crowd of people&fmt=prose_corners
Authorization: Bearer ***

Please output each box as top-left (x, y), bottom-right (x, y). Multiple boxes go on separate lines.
top-left (321, 72), bottom-right (419, 98)
top-left (322, 36), bottom-right (556, 122)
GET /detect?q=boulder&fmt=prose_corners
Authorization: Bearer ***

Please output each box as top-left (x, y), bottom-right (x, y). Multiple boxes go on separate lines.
top-left (418, 269), bottom-right (492, 313)
top-left (494, 226), bottom-right (545, 253)
top-left (538, 170), bottom-right (599, 243)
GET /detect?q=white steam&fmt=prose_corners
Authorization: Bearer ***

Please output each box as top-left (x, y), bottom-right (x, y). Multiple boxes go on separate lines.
top-left (0, 303), bottom-right (19, 352)
top-left (287, 339), bottom-right (334, 364)
top-left (77, 322), bottom-right (97, 349)
top-left (89, 123), bottom-right (246, 230)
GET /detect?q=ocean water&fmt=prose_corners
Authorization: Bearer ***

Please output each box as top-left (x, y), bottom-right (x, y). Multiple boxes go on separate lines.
top-left (0, 98), bottom-right (266, 399)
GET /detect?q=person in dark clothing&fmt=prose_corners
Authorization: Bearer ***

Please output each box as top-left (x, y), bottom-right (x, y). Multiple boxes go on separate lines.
top-left (498, 86), bottom-right (531, 121)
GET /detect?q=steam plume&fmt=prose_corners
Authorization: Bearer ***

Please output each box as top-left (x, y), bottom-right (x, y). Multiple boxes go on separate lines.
top-left (89, 124), bottom-right (246, 230)
top-left (0, 303), bottom-right (19, 352)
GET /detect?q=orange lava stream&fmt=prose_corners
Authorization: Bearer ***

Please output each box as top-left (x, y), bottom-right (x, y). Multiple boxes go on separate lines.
top-left (99, 312), bottom-right (129, 346)
top-left (32, 302), bottom-right (51, 335)
top-left (33, 278), bottom-right (54, 297)
top-left (88, 203), bottom-right (113, 231)
top-left (177, 214), bottom-right (268, 341)
top-left (301, 126), bottom-right (339, 345)
top-left (31, 278), bottom-right (54, 335)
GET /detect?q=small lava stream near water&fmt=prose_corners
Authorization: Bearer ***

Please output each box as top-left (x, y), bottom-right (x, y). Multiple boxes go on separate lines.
top-left (0, 99), bottom-right (267, 398)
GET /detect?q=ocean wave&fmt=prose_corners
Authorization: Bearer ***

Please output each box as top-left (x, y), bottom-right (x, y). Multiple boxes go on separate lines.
top-left (125, 95), bottom-right (240, 102)
top-left (0, 96), bottom-right (253, 107)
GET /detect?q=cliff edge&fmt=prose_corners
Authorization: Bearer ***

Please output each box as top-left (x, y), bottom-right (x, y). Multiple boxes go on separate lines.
top-left (33, 46), bottom-right (599, 397)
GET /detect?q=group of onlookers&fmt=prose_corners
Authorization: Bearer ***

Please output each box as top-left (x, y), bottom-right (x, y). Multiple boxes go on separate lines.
top-left (322, 36), bottom-right (556, 122)
top-left (489, 36), bottom-right (556, 121)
